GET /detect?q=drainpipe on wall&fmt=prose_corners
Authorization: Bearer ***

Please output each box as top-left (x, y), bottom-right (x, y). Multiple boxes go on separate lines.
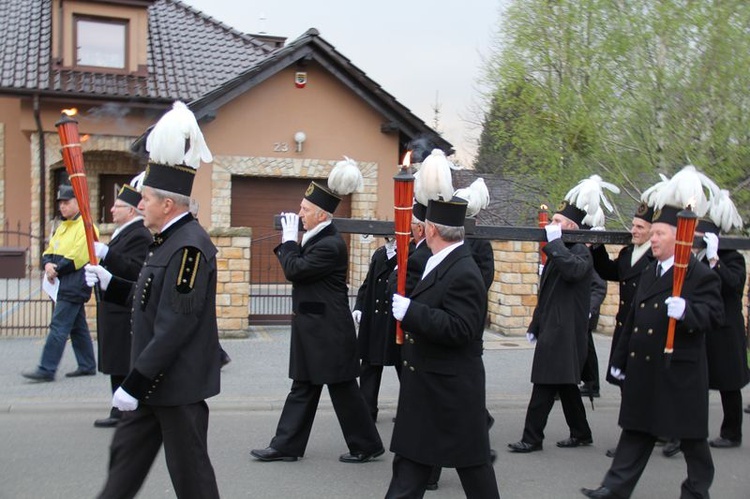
top-left (33, 93), bottom-right (46, 267)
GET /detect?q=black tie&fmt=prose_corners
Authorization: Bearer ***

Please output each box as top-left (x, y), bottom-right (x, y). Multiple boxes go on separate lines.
top-left (657, 264), bottom-right (663, 277)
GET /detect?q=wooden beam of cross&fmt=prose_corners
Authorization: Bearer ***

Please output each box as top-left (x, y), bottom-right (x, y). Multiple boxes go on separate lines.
top-left (272, 215), bottom-right (750, 250)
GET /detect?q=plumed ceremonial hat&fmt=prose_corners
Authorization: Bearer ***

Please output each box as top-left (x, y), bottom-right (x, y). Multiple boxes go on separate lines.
top-left (142, 101), bottom-right (212, 197)
top-left (426, 196), bottom-right (468, 228)
top-left (557, 175), bottom-right (620, 227)
top-left (303, 156), bottom-right (363, 213)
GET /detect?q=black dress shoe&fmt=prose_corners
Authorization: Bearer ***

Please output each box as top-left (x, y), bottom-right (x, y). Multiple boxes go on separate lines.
top-left (557, 436), bottom-right (593, 448)
top-left (250, 447), bottom-right (298, 462)
top-left (220, 350), bottom-right (231, 367)
top-left (709, 437), bottom-right (741, 448)
top-left (94, 416), bottom-right (121, 428)
top-left (744, 405), bottom-right (750, 414)
top-left (581, 486), bottom-right (620, 498)
top-left (508, 440), bottom-right (542, 453)
top-left (605, 448), bottom-right (616, 458)
top-left (425, 481), bottom-right (439, 491)
top-left (339, 448), bottom-right (385, 463)
top-left (662, 439), bottom-right (681, 457)
top-left (65, 368), bottom-right (96, 377)
top-left (22, 369), bottom-right (54, 382)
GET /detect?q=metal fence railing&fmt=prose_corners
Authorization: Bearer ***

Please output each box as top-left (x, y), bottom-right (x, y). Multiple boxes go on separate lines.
top-left (0, 222), bottom-right (53, 337)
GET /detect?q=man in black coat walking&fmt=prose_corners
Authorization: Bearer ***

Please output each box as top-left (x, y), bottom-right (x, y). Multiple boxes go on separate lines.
top-left (509, 200), bottom-right (594, 454)
top-left (695, 204), bottom-right (748, 449)
top-left (386, 197), bottom-right (499, 499)
top-left (92, 183), bottom-right (152, 428)
top-left (251, 180), bottom-right (383, 464)
top-left (85, 102), bottom-right (222, 498)
top-left (353, 237), bottom-right (398, 422)
top-left (582, 202), bottom-right (724, 499)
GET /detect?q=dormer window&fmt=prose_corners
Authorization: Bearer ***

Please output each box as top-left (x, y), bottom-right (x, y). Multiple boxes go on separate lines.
top-left (75, 16), bottom-right (128, 69)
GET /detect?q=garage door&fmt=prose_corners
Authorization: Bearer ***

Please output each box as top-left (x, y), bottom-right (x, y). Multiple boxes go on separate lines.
top-left (231, 176), bottom-right (352, 324)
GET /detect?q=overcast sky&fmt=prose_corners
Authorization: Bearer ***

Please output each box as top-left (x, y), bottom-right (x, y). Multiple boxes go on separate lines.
top-left (184, 0), bottom-right (506, 166)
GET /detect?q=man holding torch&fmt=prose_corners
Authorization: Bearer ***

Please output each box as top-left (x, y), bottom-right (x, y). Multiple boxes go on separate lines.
top-left (582, 166), bottom-right (724, 499)
top-left (387, 196), bottom-right (499, 499)
top-left (22, 184), bottom-right (98, 382)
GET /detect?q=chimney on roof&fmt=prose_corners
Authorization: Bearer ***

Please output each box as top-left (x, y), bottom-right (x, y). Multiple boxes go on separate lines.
top-left (250, 34), bottom-right (286, 50)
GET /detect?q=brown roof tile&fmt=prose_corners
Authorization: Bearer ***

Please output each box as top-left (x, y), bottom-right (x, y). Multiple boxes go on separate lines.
top-left (1, 0), bottom-right (273, 100)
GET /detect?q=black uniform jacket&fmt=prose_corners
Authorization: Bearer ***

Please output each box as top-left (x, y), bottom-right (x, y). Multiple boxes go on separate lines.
top-left (611, 257), bottom-right (723, 439)
top-left (97, 219), bottom-right (152, 375)
top-left (355, 245), bottom-right (398, 365)
top-left (390, 243), bottom-right (490, 468)
top-left (591, 243), bottom-right (654, 385)
top-left (528, 239), bottom-right (593, 385)
top-left (703, 250), bottom-right (749, 391)
top-left (274, 223), bottom-right (359, 385)
top-left (466, 237), bottom-right (495, 291)
top-left (386, 239), bottom-right (432, 350)
top-left (104, 215), bottom-right (221, 406)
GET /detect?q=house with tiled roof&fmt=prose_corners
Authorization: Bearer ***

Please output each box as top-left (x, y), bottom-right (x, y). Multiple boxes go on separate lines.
top-left (0, 0), bottom-right (449, 330)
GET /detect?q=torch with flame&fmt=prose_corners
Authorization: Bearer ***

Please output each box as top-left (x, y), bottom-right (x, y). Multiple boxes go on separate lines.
top-left (55, 109), bottom-right (98, 264)
top-left (393, 151), bottom-right (414, 345)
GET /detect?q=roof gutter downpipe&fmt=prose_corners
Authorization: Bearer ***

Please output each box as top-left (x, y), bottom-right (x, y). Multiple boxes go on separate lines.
top-left (33, 93), bottom-right (46, 266)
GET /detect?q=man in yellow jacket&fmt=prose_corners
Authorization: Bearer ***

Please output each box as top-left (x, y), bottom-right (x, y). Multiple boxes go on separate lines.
top-left (22, 185), bottom-right (98, 382)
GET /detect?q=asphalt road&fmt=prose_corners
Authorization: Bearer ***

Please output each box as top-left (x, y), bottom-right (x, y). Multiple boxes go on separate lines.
top-left (1, 329), bottom-right (748, 498)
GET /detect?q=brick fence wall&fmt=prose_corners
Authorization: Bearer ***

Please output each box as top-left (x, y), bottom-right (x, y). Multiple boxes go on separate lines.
top-left (85, 226), bottom-right (251, 338)
top-left (486, 241), bottom-right (750, 336)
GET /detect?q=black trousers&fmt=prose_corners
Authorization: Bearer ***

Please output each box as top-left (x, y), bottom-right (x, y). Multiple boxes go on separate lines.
top-left (522, 383), bottom-right (591, 445)
top-left (98, 401), bottom-right (219, 499)
top-left (270, 379), bottom-right (383, 457)
top-left (359, 360), bottom-right (401, 421)
top-left (385, 454), bottom-right (499, 499)
top-left (718, 390), bottom-right (743, 441)
top-left (603, 429), bottom-right (713, 498)
top-left (581, 329), bottom-right (600, 390)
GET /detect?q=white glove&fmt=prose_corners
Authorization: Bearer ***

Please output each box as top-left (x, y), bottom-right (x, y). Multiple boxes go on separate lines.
top-left (391, 294), bottom-right (411, 321)
top-left (94, 241), bottom-right (109, 260)
top-left (610, 366), bottom-right (625, 381)
top-left (84, 264), bottom-right (112, 291)
top-left (703, 233), bottom-right (718, 261)
top-left (526, 332), bottom-right (537, 344)
top-left (538, 263), bottom-right (544, 276)
top-left (385, 239), bottom-right (397, 260)
top-left (352, 310), bottom-right (362, 324)
top-left (280, 212), bottom-right (300, 243)
top-left (112, 387), bottom-right (138, 411)
top-left (544, 223), bottom-right (562, 242)
top-left (665, 296), bottom-right (686, 320)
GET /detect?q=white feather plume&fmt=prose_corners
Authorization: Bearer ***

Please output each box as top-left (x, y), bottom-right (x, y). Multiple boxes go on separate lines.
top-left (564, 174), bottom-right (620, 226)
top-left (640, 173), bottom-right (669, 207)
top-left (413, 149), bottom-right (454, 205)
top-left (130, 172), bottom-right (146, 192)
top-left (146, 101), bottom-right (212, 168)
top-left (454, 178), bottom-right (490, 218)
top-left (328, 156), bottom-right (363, 196)
top-left (707, 189), bottom-right (743, 232)
top-left (654, 165), bottom-right (719, 217)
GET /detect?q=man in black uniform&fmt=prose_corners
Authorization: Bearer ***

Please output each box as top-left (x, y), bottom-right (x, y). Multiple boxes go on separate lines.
top-left (92, 182), bottom-right (152, 428)
top-left (353, 237), bottom-right (399, 422)
top-left (387, 196), bottom-right (499, 499)
top-left (509, 199), bottom-right (594, 453)
top-left (251, 179), bottom-right (384, 463)
top-left (694, 191), bottom-right (748, 449)
top-left (581, 199), bottom-right (724, 499)
top-left (589, 202), bottom-right (654, 456)
top-left (85, 102), bottom-right (221, 498)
